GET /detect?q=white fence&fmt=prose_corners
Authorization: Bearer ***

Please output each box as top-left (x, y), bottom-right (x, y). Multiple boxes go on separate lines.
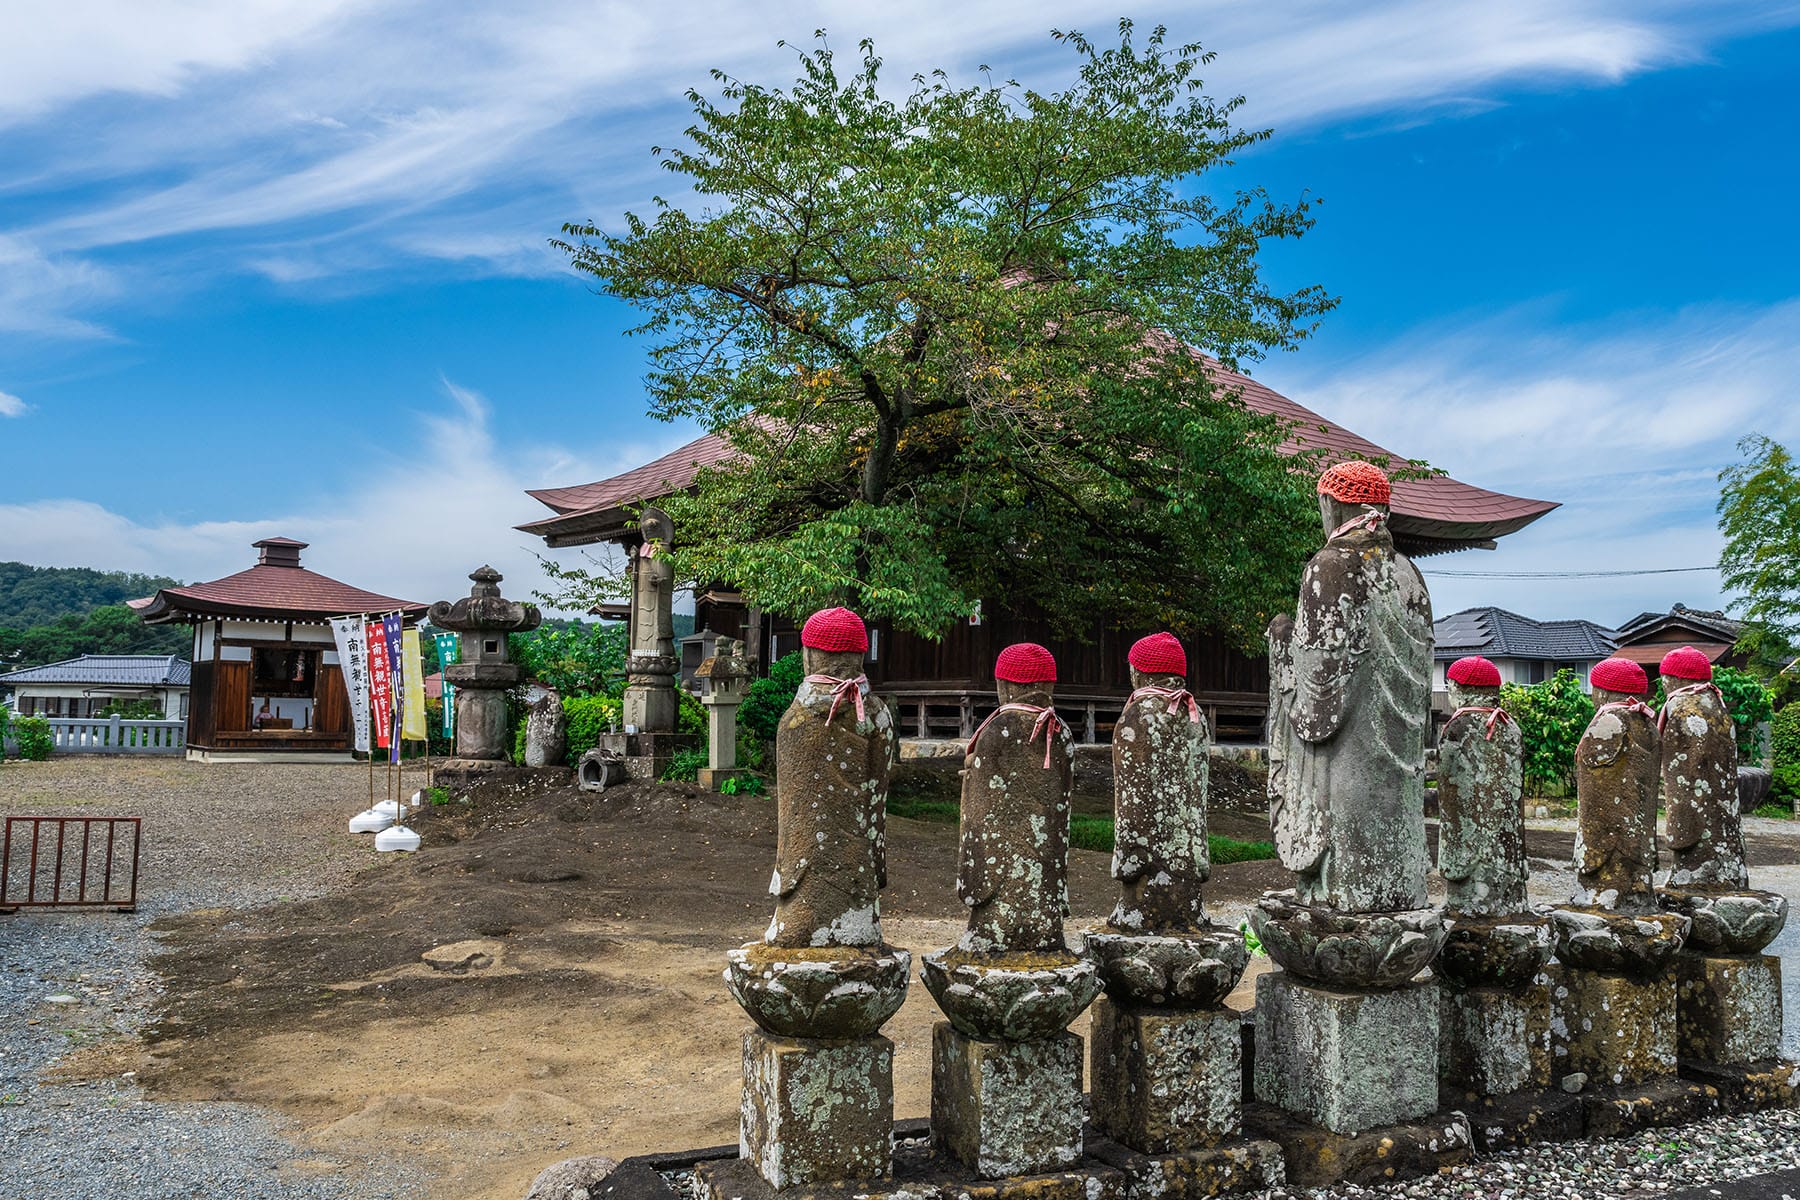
top-left (24, 717), bottom-right (188, 755)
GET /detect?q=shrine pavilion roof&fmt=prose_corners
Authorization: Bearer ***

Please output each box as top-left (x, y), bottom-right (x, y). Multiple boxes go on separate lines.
top-left (132, 538), bottom-right (427, 625)
top-left (519, 362), bottom-right (1558, 555)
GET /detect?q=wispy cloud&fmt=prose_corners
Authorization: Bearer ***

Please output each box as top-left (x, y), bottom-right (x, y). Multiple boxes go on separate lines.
top-left (3, 1), bottom-right (1793, 341)
top-left (1259, 297), bottom-right (1800, 623)
top-left (0, 381), bottom-right (691, 613)
top-left (0, 389), bottom-right (26, 417)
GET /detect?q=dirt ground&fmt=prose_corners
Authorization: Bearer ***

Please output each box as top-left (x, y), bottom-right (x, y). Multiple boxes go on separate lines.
top-left (35, 761), bottom-right (1800, 1200)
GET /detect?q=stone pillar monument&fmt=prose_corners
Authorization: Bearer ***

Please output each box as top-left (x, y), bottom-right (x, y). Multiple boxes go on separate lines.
top-left (615, 505), bottom-right (684, 779)
top-left (1546, 656), bottom-right (1689, 1090)
top-left (695, 638), bottom-right (753, 791)
top-left (1654, 646), bottom-right (1790, 1086)
top-left (706, 608), bottom-right (909, 1194)
top-left (1433, 656), bottom-right (1555, 1104)
top-left (428, 566), bottom-right (541, 773)
top-left (1252, 462), bottom-right (1447, 1136)
top-left (921, 643), bottom-right (1101, 1179)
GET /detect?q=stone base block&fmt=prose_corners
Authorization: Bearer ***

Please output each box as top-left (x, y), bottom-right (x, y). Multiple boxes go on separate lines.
top-left (741, 1031), bottom-right (892, 1190)
top-left (1439, 982), bottom-right (1553, 1095)
top-left (695, 1145), bottom-right (1126, 1200)
top-left (1252, 973), bottom-right (1438, 1134)
top-left (1546, 963), bottom-right (1676, 1087)
top-left (1090, 997), bottom-right (1241, 1153)
top-left (1440, 1086), bottom-right (1584, 1151)
top-left (1085, 1135), bottom-right (1286, 1198)
top-left (1680, 1058), bottom-right (1800, 1112)
top-left (1676, 952), bottom-right (1783, 1064)
top-left (1242, 1103), bottom-right (1472, 1188)
top-left (1580, 1077), bottom-right (1721, 1139)
top-left (931, 1024), bottom-right (1083, 1178)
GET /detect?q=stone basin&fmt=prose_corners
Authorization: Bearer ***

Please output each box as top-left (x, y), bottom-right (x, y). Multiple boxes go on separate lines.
top-left (1248, 890), bottom-right (1445, 989)
top-left (724, 942), bottom-right (910, 1039)
top-left (919, 947), bottom-right (1102, 1041)
top-left (1083, 925), bottom-right (1250, 1008)
top-left (1547, 905), bottom-right (1689, 978)
top-left (1436, 911), bottom-right (1554, 991)
top-left (1658, 887), bottom-right (1788, 955)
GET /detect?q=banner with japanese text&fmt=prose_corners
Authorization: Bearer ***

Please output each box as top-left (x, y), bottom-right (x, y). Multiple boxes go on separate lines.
top-left (329, 617), bottom-right (372, 754)
top-left (433, 632), bottom-right (460, 739)
top-left (382, 613), bottom-right (405, 764)
top-left (401, 627), bottom-right (427, 742)
top-left (366, 618), bottom-right (394, 751)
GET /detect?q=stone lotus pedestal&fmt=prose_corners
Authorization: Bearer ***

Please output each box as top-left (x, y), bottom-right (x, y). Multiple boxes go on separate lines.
top-left (1545, 906), bottom-right (1690, 1090)
top-left (1436, 912), bottom-right (1556, 1096)
top-left (920, 948), bottom-right (1101, 1178)
top-left (1659, 887), bottom-right (1789, 1071)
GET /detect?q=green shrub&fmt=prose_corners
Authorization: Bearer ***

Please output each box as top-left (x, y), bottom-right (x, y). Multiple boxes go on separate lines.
top-left (13, 716), bottom-right (53, 761)
top-left (1773, 706), bottom-right (1800, 804)
top-left (96, 698), bottom-right (164, 720)
top-left (677, 688), bottom-right (707, 742)
top-left (512, 715), bottom-right (530, 766)
top-left (1753, 802), bottom-right (1793, 819)
top-left (1500, 669), bottom-right (1594, 797)
top-left (1712, 667), bottom-right (1775, 761)
top-left (662, 746), bottom-right (706, 782)
top-left (0, 706), bottom-right (9, 763)
top-left (563, 695), bottom-right (624, 763)
top-left (740, 651), bottom-right (804, 742)
top-left (719, 774), bottom-right (766, 796)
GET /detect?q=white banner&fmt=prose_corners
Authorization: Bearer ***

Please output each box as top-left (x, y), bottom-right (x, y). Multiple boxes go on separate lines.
top-left (330, 616), bottom-right (373, 754)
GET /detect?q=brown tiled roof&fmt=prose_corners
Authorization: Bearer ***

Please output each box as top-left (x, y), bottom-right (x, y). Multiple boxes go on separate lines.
top-left (135, 542), bottom-right (425, 624)
top-left (520, 361), bottom-right (1557, 548)
top-left (1610, 642), bottom-right (1735, 668)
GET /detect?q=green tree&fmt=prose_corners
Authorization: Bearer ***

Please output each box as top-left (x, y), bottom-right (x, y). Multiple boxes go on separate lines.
top-left (1500, 669), bottom-right (1595, 798)
top-left (507, 622), bottom-right (629, 697)
top-left (1719, 434), bottom-right (1800, 679)
top-left (2, 605), bottom-right (189, 668)
top-left (553, 23), bottom-right (1339, 645)
top-left (1650, 665), bottom-right (1775, 762)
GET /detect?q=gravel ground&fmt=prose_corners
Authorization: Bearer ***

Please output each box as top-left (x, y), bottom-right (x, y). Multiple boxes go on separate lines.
top-left (0, 757), bottom-right (428, 1200)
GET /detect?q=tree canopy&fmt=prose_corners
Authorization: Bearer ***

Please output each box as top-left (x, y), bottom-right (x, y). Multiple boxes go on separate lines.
top-left (555, 22), bottom-right (1338, 645)
top-left (0, 562), bottom-right (181, 629)
top-left (1718, 433), bottom-right (1800, 679)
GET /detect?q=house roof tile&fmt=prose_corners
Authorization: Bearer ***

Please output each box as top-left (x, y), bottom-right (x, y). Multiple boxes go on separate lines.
top-left (1432, 606), bottom-right (1618, 662)
top-left (0, 654), bottom-right (191, 688)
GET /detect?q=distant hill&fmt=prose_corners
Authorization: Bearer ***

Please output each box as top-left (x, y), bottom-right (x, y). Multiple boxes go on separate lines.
top-left (0, 562), bottom-right (182, 629)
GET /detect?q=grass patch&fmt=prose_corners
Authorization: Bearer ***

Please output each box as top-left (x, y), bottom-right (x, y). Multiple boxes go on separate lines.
top-left (889, 798), bottom-right (1276, 865)
top-left (1753, 803), bottom-right (1794, 819)
top-left (887, 796), bottom-right (961, 823)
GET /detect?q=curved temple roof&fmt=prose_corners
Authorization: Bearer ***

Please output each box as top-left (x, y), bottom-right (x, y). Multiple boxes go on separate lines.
top-left (133, 538), bottom-right (427, 624)
top-left (520, 363), bottom-right (1558, 554)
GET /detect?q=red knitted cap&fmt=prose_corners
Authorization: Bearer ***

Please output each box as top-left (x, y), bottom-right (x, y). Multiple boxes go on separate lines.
top-left (1317, 461), bottom-right (1392, 506)
top-left (995, 642), bottom-right (1056, 684)
top-left (1591, 657), bottom-right (1649, 696)
top-left (1446, 656), bottom-right (1501, 688)
top-left (1128, 632), bottom-right (1187, 676)
top-left (801, 607), bottom-right (868, 653)
top-left (1659, 646), bottom-right (1714, 682)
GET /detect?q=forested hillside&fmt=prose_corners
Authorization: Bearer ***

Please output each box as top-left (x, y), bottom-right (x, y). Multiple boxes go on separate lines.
top-left (0, 563), bottom-right (190, 669)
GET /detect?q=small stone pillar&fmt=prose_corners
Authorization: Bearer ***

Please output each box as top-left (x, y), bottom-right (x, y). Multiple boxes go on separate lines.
top-left (617, 505), bottom-right (686, 779)
top-left (1547, 659), bottom-right (1689, 1089)
top-left (1434, 658), bottom-right (1554, 1098)
top-left (1653, 647), bottom-right (1790, 1077)
top-left (1253, 463), bottom-right (1446, 1137)
top-left (1085, 635), bottom-right (1257, 1144)
top-left (709, 608), bottom-right (907, 1193)
top-left (427, 566), bottom-right (541, 768)
top-left (922, 643), bottom-right (1100, 1179)
top-left (695, 638), bottom-right (752, 791)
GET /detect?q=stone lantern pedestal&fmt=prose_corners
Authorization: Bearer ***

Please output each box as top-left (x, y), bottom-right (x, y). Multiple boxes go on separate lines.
top-left (694, 638), bottom-right (752, 791)
top-left (427, 566), bottom-right (543, 786)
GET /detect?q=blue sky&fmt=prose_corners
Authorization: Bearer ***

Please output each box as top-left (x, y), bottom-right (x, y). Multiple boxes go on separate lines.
top-left (2, 0), bottom-right (1797, 625)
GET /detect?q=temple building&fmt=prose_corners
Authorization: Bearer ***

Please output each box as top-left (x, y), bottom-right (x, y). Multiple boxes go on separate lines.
top-left (520, 367), bottom-right (1557, 742)
top-left (132, 538), bottom-right (425, 760)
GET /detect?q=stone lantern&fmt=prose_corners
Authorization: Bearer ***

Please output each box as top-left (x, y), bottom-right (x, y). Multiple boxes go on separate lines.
top-left (694, 638), bottom-right (753, 790)
top-left (428, 566), bottom-right (542, 771)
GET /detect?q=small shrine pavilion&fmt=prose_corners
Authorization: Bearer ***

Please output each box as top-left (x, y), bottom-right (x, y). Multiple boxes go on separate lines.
top-left (133, 538), bottom-right (426, 760)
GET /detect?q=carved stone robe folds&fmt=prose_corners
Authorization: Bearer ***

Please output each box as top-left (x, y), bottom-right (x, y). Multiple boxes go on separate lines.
top-left (959, 707), bottom-right (1075, 953)
top-left (1110, 683), bottom-right (1211, 932)
top-left (1437, 705), bottom-right (1527, 916)
top-left (1662, 685), bottom-right (1747, 889)
top-left (1267, 521), bottom-right (1433, 911)
top-left (1572, 703), bottom-right (1660, 912)
top-left (768, 677), bottom-right (896, 948)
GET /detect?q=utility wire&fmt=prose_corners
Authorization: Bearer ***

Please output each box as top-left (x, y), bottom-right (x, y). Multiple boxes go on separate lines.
top-left (1422, 566), bottom-right (1717, 579)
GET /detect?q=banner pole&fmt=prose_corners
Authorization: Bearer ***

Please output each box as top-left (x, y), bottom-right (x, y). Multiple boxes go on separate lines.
top-left (363, 613), bottom-right (375, 809)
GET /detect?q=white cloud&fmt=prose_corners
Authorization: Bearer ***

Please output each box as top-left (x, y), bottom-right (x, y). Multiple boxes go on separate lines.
top-left (0, 389), bottom-right (25, 417)
top-left (0, 382), bottom-right (693, 616)
top-left (2, 0), bottom-right (1792, 340)
top-left (0, 235), bottom-right (119, 337)
top-left (1259, 297), bottom-right (1800, 624)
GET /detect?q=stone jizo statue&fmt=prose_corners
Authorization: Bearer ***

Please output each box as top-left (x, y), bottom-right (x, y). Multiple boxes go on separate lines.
top-left (1572, 657), bottom-right (1661, 913)
top-left (1266, 460), bottom-right (1433, 912)
top-left (1436, 655), bottom-right (1526, 916)
top-left (768, 608), bottom-right (897, 948)
top-left (957, 641), bottom-right (1075, 954)
top-left (1658, 647), bottom-right (1747, 890)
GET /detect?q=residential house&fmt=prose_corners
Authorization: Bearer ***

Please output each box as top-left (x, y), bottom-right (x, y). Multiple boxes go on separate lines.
top-left (1432, 607), bottom-right (1618, 700)
top-left (0, 654), bottom-right (191, 719)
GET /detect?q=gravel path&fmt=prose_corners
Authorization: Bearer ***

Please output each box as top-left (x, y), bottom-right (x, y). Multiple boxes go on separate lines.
top-left (1, 757), bottom-right (428, 1200)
